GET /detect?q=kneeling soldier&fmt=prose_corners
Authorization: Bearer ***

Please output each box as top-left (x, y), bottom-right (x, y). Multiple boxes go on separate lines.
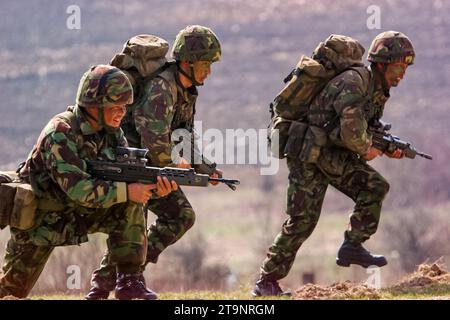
top-left (0, 65), bottom-right (176, 299)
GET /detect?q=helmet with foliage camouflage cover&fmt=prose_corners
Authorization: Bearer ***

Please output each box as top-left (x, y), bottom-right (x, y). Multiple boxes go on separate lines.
top-left (367, 31), bottom-right (415, 65)
top-left (172, 25), bottom-right (221, 63)
top-left (76, 64), bottom-right (133, 109)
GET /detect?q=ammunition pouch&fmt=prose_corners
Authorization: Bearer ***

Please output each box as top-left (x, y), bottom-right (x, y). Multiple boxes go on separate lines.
top-left (0, 172), bottom-right (39, 231)
top-left (269, 116), bottom-right (291, 159)
top-left (284, 121), bottom-right (309, 159)
top-left (298, 126), bottom-right (328, 164)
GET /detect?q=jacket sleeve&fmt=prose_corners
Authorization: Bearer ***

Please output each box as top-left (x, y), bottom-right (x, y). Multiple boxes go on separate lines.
top-left (133, 78), bottom-right (176, 166)
top-left (43, 130), bottom-right (127, 209)
top-left (332, 71), bottom-right (372, 156)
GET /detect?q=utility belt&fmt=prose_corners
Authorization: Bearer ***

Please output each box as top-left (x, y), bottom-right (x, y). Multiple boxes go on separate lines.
top-left (269, 115), bottom-right (330, 164)
top-left (284, 122), bottom-right (357, 178)
top-left (284, 121), bottom-right (328, 163)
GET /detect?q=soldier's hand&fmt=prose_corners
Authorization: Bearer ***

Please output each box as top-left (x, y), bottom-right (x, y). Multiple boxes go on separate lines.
top-left (155, 176), bottom-right (178, 197)
top-left (176, 158), bottom-right (191, 169)
top-left (385, 148), bottom-right (404, 159)
top-left (127, 183), bottom-right (157, 204)
top-left (209, 169), bottom-right (222, 186)
top-left (363, 147), bottom-right (383, 161)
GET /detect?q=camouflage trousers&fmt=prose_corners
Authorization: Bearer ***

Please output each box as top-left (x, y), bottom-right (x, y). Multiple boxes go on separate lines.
top-left (0, 201), bottom-right (147, 298)
top-left (260, 152), bottom-right (390, 281)
top-left (90, 188), bottom-right (195, 290)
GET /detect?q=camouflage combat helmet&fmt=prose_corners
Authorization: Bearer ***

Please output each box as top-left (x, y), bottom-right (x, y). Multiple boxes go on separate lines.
top-left (367, 31), bottom-right (415, 65)
top-left (76, 64), bottom-right (133, 108)
top-left (172, 25), bottom-right (221, 63)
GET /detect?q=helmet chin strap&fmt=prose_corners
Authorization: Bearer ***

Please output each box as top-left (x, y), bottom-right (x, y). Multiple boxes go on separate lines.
top-left (99, 107), bottom-right (119, 133)
top-left (81, 106), bottom-right (99, 124)
top-left (82, 106), bottom-right (118, 133)
top-left (374, 63), bottom-right (391, 96)
top-left (178, 62), bottom-right (203, 87)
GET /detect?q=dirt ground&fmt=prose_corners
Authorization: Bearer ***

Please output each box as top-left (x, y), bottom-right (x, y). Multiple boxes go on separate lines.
top-left (294, 261), bottom-right (450, 300)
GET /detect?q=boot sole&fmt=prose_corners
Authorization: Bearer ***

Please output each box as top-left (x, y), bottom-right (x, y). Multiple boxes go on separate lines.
top-left (336, 258), bottom-right (387, 268)
top-left (251, 290), bottom-right (292, 298)
top-left (251, 290), bottom-right (260, 298)
top-left (85, 295), bottom-right (109, 300)
top-left (115, 293), bottom-right (158, 300)
top-left (85, 290), bottom-right (110, 300)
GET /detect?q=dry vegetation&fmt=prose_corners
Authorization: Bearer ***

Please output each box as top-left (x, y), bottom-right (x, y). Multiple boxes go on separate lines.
top-left (2, 262), bottom-right (449, 300)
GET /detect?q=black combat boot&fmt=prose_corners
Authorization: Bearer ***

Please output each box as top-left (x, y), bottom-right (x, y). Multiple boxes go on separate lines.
top-left (336, 239), bottom-right (387, 268)
top-left (251, 278), bottom-right (291, 297)
top-left (85, 275), bottom-right (116, 300)
top-left (115, 273), bottom-right (158, 300)
top-left (86, 273), bottom-right (154, 300)
top-left (85, 287), bottom-right (110, 300)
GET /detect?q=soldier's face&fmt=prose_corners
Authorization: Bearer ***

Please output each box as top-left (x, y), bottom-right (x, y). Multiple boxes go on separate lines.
top-left (192, 60), bottom-right (212, 84)
top-left (103, 105), bottom-right (127, 128)
top-left (384, 62), bottom-right (408, 87)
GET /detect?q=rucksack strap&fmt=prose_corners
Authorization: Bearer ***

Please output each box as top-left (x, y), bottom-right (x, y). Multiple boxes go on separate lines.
top-left (349, 66), bottom-right (374, 100)
top-left (121, 61), bottom-right (179, 148)
top-left (311, 66), bottom-right (372, 134)
top-left (140, 60), bottom-right (176, 84)
top-left (133, 60), bottom-right (177, 104)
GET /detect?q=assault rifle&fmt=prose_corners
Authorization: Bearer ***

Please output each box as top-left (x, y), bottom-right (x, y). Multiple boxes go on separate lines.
top-left (369, 120), bottom-right (432, 160)
top-left (87, 147), bottom-right (240, 190)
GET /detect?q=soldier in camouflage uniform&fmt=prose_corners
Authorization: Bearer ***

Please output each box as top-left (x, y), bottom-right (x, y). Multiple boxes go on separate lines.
top-left (0, 65), bottom-right (177, 299)
top-left (86, 25), bottom-right (223, 299)
top-left (253, 31), bottom-right (415, 296)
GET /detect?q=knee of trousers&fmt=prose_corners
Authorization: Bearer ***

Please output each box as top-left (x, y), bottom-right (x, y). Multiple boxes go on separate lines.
top-left (369, 175), bottom-right (390, 201)
top-left (282, 214), bottom-right (318, 239)
top-left (180, 208), bottom-right (196, 231)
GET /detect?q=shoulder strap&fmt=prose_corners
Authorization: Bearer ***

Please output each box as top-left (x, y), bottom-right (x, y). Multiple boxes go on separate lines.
top-left (141, 60), bottom-right (176, 83)
top-left (315, 66), bottom-right (372, 134)
top-left (348, 66), bottom-right (374, 102)
top-left (131, 61), bottom-right (176, 105)
top-left (156, 62), bottom-right (178, 106)
top-left (133, 61), bottom-right (178, 109)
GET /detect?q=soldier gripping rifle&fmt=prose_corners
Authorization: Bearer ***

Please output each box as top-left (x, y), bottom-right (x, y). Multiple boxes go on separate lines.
top-left (0, 65), bottom-right (170, 300)
top-left (253, 31), bottom-right (421, 297)
top-left (87, 26), bottom-right (231, 300)
top-left (87, 147), bottom-right (240, 190)
top-left (369, 120), bottom-right (432, 160)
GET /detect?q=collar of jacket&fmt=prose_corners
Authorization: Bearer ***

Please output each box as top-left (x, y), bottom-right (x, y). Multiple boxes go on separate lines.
top-left (369, 64), bottom-right (391, 98)
top-left (71, 105), bottom-right (101, 136)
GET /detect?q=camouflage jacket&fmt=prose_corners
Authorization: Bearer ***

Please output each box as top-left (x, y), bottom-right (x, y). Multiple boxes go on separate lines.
top-left (308, 66), bottom-right (389, 156)
top-left (20, 105), bottom-right (128, 209)
top-left (122, 65), bottom-right (213, 172)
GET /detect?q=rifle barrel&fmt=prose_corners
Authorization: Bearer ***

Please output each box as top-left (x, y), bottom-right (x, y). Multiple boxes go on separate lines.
top-left (208, 178), bottom-right (240, 185)
top-left (208, 177), bottom-right (240, 191)
top-left (418, 152), bottom-right (433, 160)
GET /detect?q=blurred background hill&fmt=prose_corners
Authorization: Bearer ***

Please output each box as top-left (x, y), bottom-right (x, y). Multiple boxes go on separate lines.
top-left (0, 0), bottom-right (449, 295)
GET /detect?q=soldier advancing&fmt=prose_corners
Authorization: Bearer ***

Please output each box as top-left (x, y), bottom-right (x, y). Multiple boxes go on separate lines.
top-left (0, 65), bottom-right (176, 299)
top-left (253, 31), bottom-right (415, 296)
top-left (86, 25), bottom-right (223, 299)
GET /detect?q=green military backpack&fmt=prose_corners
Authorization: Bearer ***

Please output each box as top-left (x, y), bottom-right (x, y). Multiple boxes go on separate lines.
top-left (110, 34), bottom-right (177, 147)
top-left (269, 34), bottom-right (365, 159)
